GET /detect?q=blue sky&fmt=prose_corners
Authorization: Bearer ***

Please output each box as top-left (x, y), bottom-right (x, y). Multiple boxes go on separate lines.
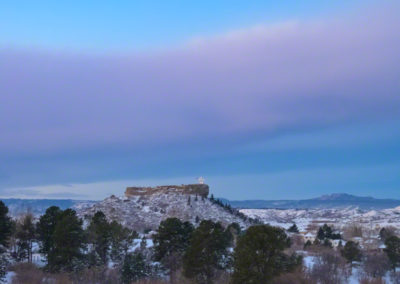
top-left (1, 0), bottom-right (367, 50)
top-left (0, 0), bottom-right (399, 200)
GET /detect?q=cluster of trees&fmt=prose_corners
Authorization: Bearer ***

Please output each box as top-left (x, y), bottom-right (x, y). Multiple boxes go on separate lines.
top-left (0, 200), bottom-right (302, 284)
top-left (152, 217), bottom-right (301, 284)
top-left (0, 201), bottom-right (142, 283)
top-left (3, 197), bottom-right (400, 283)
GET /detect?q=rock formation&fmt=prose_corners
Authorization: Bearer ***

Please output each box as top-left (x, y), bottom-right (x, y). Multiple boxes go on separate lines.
top-left (125, 184), bottom-right (209, 198)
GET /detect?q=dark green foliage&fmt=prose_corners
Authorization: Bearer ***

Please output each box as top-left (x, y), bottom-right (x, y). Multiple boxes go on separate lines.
top-left (37, 206), bottom-right (62, 258)
top-left (384, 235), bottom-right (400, 269)
top-left (341, 241), bottom-right (361, 264)
top-left (110, 221), bottom-right (138, 264)
top-left (120, 252), bottom-right (149, 284)
top-left (232, 225), bottom-right (301, 284)
top-left (183, 220), bottom-right (231, 284)
top-left (0, 201), bottom-right (12, 280)
top-left (317, 227), bottom-right (325, 240)
top-left (322, 224), bottom-right (332, 239)
top-left (226, 222), bottom-right (241, 246)
top-left (0, 201), bottom-right (12, 247)
top-left (317, 224), bottom-right (340, 241)
top-left (48, 209), bottom-right (86, 272)
top-left (287, 223), bottom-right (299, 233)
top-left (87, 211), bottom-right (111, 266)
top-left (304, 240), bottom-right (312, 249)
top-left (153, 218), bottom-right (194, 271)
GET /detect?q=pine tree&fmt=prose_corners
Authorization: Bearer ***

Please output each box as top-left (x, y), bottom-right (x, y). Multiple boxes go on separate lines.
top-left (120, 252), bottom-right (149, 284)
top-left (384, 236), bottom-right (400, 270)
top-left (232, 225), bottom-right (301, 284)
top-left (317, 227), bottom-right (325, 240)
top-left (109, 221), bottom-right (138, 264)
top-left (87, 211), bottom-right (111, 266)
top-left (153, 218), bottom-right (193, 271)
top-left (0, 201), bottom-right (12, 280)
top-left (48, 209), bottom-right (86, 272)
top-left (287, 223), bottom-right (299, 233)
top-left (322, 224), bottom-right (333, 239)
top-left (37, 206), bottom-right (62, 261)
top-left (183, 220), bottom-right (231, 283)
top-left (341, 241), bottom-right (362, 264)
top-left (304, 240), bottom-right (312, 249)
top-left (0, 201), bottom-right (12, 248)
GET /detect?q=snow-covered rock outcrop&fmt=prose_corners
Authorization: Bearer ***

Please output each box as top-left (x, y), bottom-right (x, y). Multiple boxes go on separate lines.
top-left (76, 191), bottom-right (250, 232)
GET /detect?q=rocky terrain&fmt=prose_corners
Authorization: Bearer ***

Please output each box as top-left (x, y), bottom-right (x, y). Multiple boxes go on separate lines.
top-left (75, 189), bottom-right (250, 232)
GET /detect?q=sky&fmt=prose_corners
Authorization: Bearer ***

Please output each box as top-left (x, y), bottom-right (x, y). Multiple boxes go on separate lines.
top-left (0, 0), bottom-right (399, 200)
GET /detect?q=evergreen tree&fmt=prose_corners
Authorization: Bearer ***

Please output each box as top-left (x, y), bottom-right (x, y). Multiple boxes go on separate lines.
top-left (48, 209), bottom-right (86, 272)
top-left (0, 201), bottom-right (12, 280)
top-left (87, 211), bottom-right (111, 266)
top-left (317, 227), bottom-right (325, 240)
top-left (341, 241), bottom-right (362, 264)
top-left (304, 240), bottom-right (312, 249)
top-left (37, 206), bottom-right (62, 260)
top-left (287, 223), bottom-right (299, 233)
top-left (232, 225), bottom-right (301, 284)
top-left (183, 220), bottom-right (231, 284)
top-left (322, 224), bottom-right (333, 239)
top-left (120, 252), bottom-right (149, 284)
top-left (226, 222), bottom-right (241, 246)
top-left (109, 221), bottom-right (138, 264)
top-left (384, 235), bottom-right (400, 270)
top-left (0, 201), bottom-right (12, 247)
top-left (153, 218), bottom-right (194, 271)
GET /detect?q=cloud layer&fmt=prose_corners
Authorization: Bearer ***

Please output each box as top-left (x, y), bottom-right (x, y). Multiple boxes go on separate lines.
top-left (1, 3), bottom-right (399, 156)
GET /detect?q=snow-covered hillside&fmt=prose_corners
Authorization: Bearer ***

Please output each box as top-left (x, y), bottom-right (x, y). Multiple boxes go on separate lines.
top-left (75, 193), bottom-right (250, 232)
top-left (240, 207), bottom-right (400, 231)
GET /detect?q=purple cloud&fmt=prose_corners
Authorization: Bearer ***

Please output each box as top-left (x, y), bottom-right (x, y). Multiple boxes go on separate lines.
top-left (1, 3), bottom-right (399, 155)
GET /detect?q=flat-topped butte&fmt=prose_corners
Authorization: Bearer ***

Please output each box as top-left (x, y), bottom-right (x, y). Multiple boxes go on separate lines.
top-left (125, 184), bottom-right (209, 198)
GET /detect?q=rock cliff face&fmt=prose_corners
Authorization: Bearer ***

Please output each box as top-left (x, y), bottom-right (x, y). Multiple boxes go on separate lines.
top-left (125, 184), bottom-right (209, 198)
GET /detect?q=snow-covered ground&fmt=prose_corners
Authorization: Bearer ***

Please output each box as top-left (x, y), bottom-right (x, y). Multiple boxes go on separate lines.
top-left (76, 193), bottom-right (250, 232)
top-left (240, 207), bottom-right (400, 232)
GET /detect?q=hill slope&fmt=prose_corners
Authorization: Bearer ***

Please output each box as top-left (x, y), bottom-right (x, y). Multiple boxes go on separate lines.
top-left (75, 193), bottom-right (251, 232)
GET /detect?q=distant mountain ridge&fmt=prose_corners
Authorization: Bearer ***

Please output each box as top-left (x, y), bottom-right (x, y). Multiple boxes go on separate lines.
top-left (220, 193), bottom-right (400, 210)
top-left (0, 198), bottom-right (96, 216)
